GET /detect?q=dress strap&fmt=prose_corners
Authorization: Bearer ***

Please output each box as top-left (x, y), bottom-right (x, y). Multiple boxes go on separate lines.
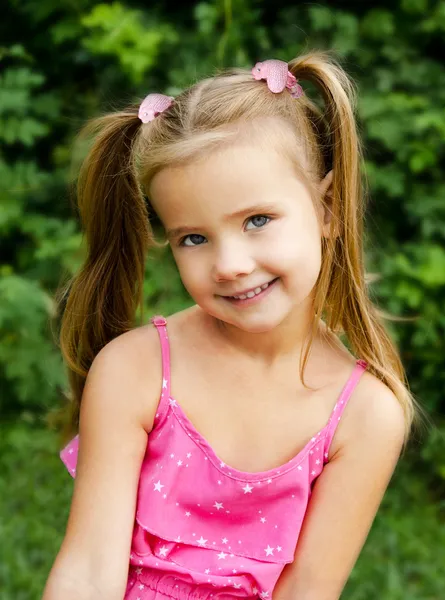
top-left (150, 314), bottom-right (171, 404)
top-left (323, 359), bottom-right (367, 461)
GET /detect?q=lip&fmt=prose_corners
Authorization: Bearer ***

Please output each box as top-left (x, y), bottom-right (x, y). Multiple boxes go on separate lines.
top-left (221, 278), bottom-right (279, 307)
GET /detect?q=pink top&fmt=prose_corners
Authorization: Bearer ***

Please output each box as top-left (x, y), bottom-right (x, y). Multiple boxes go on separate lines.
top-left (60, 315), bottom-right (367, 599)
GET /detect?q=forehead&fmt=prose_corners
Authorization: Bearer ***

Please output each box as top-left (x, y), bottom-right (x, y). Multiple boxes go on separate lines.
top-left (148, 135), bottom-right (312, 230)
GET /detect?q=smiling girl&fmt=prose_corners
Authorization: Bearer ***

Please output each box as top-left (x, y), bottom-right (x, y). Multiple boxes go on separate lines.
top-left (43, 52), bottom-right (424, 600)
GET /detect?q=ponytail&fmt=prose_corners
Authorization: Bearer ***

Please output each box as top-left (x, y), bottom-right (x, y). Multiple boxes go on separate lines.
top-left (289, 52), bottom-right (429, 451)
top-left (54, 105), bottom-right (157, 436)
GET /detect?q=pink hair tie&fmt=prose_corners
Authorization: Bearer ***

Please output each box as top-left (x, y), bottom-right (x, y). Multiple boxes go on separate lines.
top-left (251, 59), bottom-right (304, 99)
top-left (138, 93), bottom-right (174, 123)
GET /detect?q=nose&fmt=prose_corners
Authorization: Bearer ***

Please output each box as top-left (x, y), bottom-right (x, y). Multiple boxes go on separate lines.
top-left (212, 239), bottom-right (255, 282)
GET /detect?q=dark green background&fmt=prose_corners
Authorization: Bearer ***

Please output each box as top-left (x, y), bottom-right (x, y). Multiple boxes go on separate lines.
top-left (1, 1), bottom-right (444, 598)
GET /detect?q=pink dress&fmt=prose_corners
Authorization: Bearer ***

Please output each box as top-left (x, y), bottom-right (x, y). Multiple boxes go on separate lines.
top-left (60, 315), bottom-right (367, 600)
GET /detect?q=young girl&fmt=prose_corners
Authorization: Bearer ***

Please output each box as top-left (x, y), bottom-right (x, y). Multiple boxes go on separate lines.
top-left (43, 51), bottom-right (424, 600)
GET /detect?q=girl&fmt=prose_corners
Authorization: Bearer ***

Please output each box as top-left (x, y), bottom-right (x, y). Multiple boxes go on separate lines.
top-left (43, 51), bottom-right (424, 600)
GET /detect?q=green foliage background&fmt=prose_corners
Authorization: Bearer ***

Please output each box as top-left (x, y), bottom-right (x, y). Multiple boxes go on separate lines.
top-left (1, 1), bottom-right (444, 598)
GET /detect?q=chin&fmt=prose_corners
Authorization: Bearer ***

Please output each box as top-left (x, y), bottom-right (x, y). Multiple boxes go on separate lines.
top-left (222, 308), bottom-right (292, 334)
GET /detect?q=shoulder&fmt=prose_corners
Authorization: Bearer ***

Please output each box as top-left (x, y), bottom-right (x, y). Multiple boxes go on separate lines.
top-left (83, 320), bottom-right (165, 432)
top-left (335, 368), bottom-right (406, 460)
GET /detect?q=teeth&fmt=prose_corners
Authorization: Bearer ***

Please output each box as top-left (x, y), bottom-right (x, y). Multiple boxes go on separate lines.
top-left (232, 281), bottom-right (272, 300)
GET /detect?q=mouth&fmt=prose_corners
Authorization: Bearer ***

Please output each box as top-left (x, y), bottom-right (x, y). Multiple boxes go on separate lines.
top-left (221, 277), bottom-right (279, 306)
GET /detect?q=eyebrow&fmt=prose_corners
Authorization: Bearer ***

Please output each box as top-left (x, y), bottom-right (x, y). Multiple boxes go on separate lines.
top-left (165, 203), bottom-right (278, 240)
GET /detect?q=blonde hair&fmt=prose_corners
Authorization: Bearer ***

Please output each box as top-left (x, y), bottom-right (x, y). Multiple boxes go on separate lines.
top-left (55, 50), bottom-right (429, 450)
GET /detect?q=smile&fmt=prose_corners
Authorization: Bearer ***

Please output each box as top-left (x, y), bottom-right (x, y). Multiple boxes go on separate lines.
top-left (231, 281), bottom-right (272, 299)
top-left (222, 278), bottom-right (279, 306)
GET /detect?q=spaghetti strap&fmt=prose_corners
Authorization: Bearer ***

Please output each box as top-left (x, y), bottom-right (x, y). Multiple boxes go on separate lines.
top-left (323, 359), bottom-right (367, 460)
top-left (150, 315), bottom-right (172, 427)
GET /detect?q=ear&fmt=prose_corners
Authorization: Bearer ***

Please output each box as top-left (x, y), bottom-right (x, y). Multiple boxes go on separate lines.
top-left (318, 170), bottom-right (336, 238)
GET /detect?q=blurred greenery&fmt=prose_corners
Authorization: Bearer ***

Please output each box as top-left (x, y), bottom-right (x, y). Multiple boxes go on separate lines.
top-left (0, 0), bottom-right (444, 598)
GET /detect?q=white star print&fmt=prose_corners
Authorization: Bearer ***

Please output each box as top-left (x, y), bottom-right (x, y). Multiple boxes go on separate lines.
top-left (163, 494), bottom-right (167, 499)
top-left (218, 480), bottom-right (222, 485)
top-left (316, 459), bottom-right (321, 465)
top-left (163, 378), bottom-right (168, 389)
top-left (260, 591), bottom-right (269, 598)
top-left (220, 461), bottom-right (225, 468)
top-left (136, 568), bottom-right (142, 574)
top-left (153, 480), bottom-right (164, 492)
top-left (222, 537), bottom-right (228, 544)
top-left (185, 511), bottom-right (191, 517)
top-left (187, 452), bottom-right (192, 458)
top-left (242, 483), bottom-right (253, 494)
top-left (260, 517), bottom-right (266, 523)
top-left (175, 536), bottom-right (181, 542)
top-left (138, 584), bottom-right (145, 590)
top-left (297, 465), bottom-right (302, 471)
top-left (311, 470), bottom-right (316, 476)
top-left (217, 551), bottom-right (227, 559)
top-left (214, 502), bottom-right (224, 510)
top-left (264, 545), bottom-right (274, 556)
top-left (267, 478), bottom-right (272, 484)
top-left (277, 546), bottom-right (282, 552)
top-left (177, 460), bottom-right (183, 466)
top-left (68, 448), bottom-right (74, 454)
top-left (169, 399), bottom-right (177, 407)
top-left (197, 536), bottom-right (207, 546)
top-left (170, 453), bottom-right (175, 458)
top-left (205, 569), bottom-right (210, 574)
top-left (159, 546), bottom-right (168, 557)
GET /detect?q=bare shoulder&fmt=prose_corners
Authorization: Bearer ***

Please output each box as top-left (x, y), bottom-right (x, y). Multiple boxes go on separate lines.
top-left (335, 368), bottom-right (406, 459)
top-left (85, 320), bottom-right (165, 432)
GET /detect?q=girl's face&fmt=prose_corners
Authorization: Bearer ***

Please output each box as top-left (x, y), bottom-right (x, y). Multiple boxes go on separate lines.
top-left (149, 141), bottom-right (331, 333)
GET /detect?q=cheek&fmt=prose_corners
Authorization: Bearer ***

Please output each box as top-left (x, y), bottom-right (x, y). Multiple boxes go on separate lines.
top-left (171, 252), bottom-right (208, 292)
top-left (267, 219), bottom-right (322, 277)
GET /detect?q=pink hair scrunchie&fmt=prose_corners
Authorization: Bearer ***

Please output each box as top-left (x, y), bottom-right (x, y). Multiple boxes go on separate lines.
top-left (251, 59), bottom-right (304, 98)
top-left (138, 93), bottom-right (174, 123)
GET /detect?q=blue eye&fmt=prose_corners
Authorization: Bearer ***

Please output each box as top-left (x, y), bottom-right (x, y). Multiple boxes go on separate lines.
top-left (179, 234), bottom-right (206, 247)
top-left (245, 215), bottom-right (270, 230)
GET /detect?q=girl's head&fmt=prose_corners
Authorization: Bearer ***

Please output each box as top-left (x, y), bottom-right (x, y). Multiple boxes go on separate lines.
top-left (56, 50), bottom-right (427, 448)
top-left (135, 57), bottom-right (359, 335)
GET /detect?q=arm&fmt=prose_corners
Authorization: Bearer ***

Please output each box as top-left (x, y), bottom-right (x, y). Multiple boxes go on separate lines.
top-left (42, 327), bottom-right (161, 600)
top-left (273, 375), bottom-right (406, 600)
